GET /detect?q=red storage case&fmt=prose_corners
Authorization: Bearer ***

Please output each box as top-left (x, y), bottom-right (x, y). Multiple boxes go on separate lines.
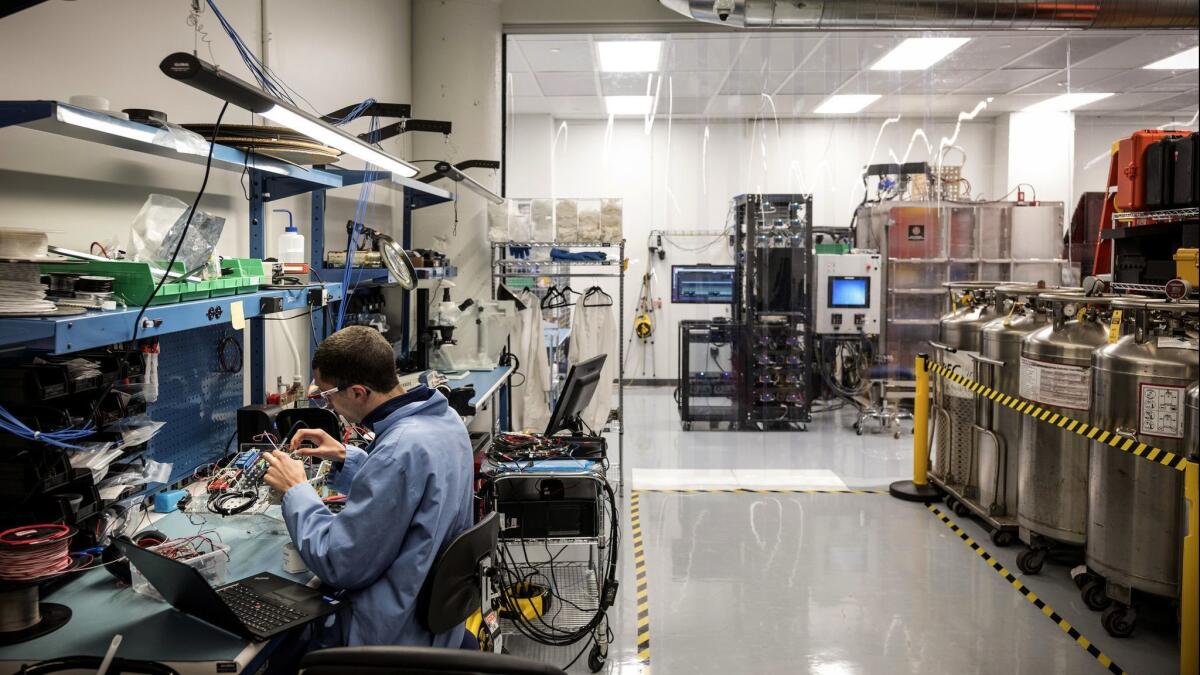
top-left (1116, 129), bottom-right (1189, 212)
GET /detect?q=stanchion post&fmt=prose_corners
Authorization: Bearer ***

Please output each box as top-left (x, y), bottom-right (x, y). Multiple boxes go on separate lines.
top-left (1182, 459), bottom-right (1198, 675)
top-left (890, 353), bottom-right (940, 502)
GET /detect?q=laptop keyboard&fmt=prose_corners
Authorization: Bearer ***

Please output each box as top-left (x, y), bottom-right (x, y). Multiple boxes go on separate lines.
top-left (218, 583), bottom-right (309, 634)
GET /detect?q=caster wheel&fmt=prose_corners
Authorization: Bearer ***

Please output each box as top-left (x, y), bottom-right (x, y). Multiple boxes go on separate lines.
top-left (1101, 605), bottom-right (1136, 638)
top-left (894, 430), bottom-right (901, 439)
top-left (855, 424), bottom-right (864, 436)
top-left (681, 422), bottom-right (692, 431)
top-left (991, 529), bottom-right (1016, 547)
top-left (1073, 571), bottom-right (1095, 591)
top-left (953, 501), bottom-right (970, 518)
top-left (1081, 579), bottom-right (1111, 611)
top-left (1016, 548), bottom-right (1046, 575)
top-left (588, 644), bottom-right (606, 672)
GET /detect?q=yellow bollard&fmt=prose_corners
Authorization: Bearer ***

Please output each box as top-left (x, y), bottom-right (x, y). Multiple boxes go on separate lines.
top-left (1182, 460), bottom-right (1198, 675)
top-left (890, 354), bottom-right (941, 502)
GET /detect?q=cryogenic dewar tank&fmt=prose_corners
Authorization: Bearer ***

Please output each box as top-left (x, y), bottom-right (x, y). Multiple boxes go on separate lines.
top-left (1084, 298), bottom-right (1199, 637)
top-left (1015, 292), bottom-right (1113, 574)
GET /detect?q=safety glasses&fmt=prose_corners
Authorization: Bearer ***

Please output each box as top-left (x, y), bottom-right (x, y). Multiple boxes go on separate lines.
top-left (307, 386), bottom-right (340, 409)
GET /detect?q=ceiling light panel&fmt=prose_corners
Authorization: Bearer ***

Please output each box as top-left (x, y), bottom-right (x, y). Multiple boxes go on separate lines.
top-left (597, 41), bottom-right (662, 72)
top-left (605, 95), bottom-right (653, 116)
top-left (871, 37), bottom-right (970, 71)
top-left (1022, 92), bottom-right (1113, 112)
top-left (814, 94), bottom-right (881, 114)
top-left (1145, 46), bottom-right (1199, 69)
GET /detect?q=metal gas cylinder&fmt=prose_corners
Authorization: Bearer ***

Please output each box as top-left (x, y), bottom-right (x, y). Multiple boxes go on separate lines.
top-left (972, 284), bottom-right (1053, 516)
top-left (1017, 293), bottom-right (1114, 546)
top-left (1087, 299), bottom-right (1199, 600)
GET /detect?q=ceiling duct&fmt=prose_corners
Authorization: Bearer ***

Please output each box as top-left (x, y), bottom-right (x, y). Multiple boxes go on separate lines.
top-left (659, 0), bottom-right (1199, 29)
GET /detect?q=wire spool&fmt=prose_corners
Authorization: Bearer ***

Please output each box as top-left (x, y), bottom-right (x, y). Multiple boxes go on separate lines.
top-left (0, 261), bottom-right (59, 315)
top-left (73, 275), bottom-right (114, 294)
top-left (0, 525), bottom-right (75, 646)
top-left (46, 272), bottom-right (79, 297)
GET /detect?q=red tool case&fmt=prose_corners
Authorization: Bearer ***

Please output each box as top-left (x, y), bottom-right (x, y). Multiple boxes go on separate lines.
top-left (1115, 129), bottom-right (1189, 212)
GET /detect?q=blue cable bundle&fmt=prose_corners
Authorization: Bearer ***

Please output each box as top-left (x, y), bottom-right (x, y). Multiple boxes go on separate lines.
top-left (335, 116), bottom-right (382, 331)
top-left (0, 403), bottom-right (94, 449)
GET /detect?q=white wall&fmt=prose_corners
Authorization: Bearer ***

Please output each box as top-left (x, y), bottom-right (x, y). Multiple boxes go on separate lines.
top-left (0, 0), bottom-right (413, 393)
top-left (507, 113), bottom-right (1000, 379)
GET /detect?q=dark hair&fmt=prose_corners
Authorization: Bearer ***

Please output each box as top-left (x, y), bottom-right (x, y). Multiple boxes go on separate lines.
top-left (312, 326), bottom-right (399, 392)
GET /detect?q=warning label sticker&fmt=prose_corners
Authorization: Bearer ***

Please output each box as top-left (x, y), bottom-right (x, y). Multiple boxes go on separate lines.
top-left (1019, 357), bottom-right (1091, 410)
top-left (1138, 384), bottom-right (1185, 439)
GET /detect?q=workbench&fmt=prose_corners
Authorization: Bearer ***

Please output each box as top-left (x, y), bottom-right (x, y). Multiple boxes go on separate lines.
top-left (0, 509), bottom-right (302, 674)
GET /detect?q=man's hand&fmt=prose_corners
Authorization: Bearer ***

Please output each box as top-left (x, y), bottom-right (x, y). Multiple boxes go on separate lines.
top-left (262, 450), bottom-right (308, 493)
top-left (289, 428), bottom-right (346, 462)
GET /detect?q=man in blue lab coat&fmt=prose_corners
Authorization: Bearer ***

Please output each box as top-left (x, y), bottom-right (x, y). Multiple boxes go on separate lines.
top-left (263, 326), bottom-right (473, 649)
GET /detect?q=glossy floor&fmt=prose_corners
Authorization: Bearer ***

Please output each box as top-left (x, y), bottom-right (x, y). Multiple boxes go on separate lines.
top-left (511, 387), bottom-right (1178, 674)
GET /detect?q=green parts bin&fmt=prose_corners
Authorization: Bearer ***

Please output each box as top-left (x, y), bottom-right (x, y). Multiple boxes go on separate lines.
top-left (39, 260), bottom-right (195, 306)
top-left (220, 258), bottom-right (267, 294)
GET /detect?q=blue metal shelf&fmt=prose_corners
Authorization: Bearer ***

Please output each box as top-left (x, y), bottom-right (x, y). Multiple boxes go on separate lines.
top-left (0, 283), bottom-right (341, 355)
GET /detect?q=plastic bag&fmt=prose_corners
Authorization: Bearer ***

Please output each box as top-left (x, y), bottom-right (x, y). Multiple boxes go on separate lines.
top-left (555, 199), bottom-right (579, 242)
top-left (601, 198), bottom-right (623, 242)
top-left (578, 200), bottom-right (602, 242)
top-left (530, 199), bottom-right (555, 243)
top-left (154, 124), bottom-right (210, 156)
top-left (509, 200), bottom-right (532, 242)
top-left (128, 194), bottom-right (226, 278)
top-left (488, 200), bottom-right (511, 242)
top-left (99, 458), bottom-right (173, 489)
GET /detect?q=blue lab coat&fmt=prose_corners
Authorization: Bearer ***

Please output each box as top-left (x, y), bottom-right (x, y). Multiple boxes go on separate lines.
top-left (281, 386), bottom-right (474, 647)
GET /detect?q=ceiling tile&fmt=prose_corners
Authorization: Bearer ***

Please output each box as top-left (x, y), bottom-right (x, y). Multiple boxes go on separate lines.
top-left (776, 70), bottom-right (856, 95)
top-left (506, 43), bottom-right (531, 73)
top-left (536, 96), bottom-right (606, 116)
top-left (707, 94), bottom-right (779, 116)
top-left (659, 97), bottom-right (710, 115)
top-left (732, 36), bottom-right (825, 72)
top-left (509, 96), bottom-right (550, 114)
top-left (879, 95), bottom-right (1005, 117)
top-left (1136, 92), bottom-right (1200, 112)
top-left (533, 71), bottom-right (597, 97)
top-left (1074, 92), bottom-right (1183, 112)
top-left (835, 70), bottom-right (920, 96)
top-left (517, 39), bottom-right (594, 72)
top-left (1135, 72), bottom-right (1200, 93)
top-left (985, 94), bottom-right (1059, 112)
top-left (666, 36), bottom-right (742, 71)
top-left (1085, 69), bottom-right (1178, 95)
top-left (903, 70), bottom-right (991, 95)
top-left (804, 36), bottom-right (899, 71)
top-left (1012, 68), bottom-right (1127, 95)
top-left (506, 72), bottom-right (541, 97)
top-left (665, 71), bottom-right (727, 98)
top-left (933, 36), bottom-right (1056, 70)
top-left (599, 72), bottom-right (658, 96)
top-left (1006, 36), bottom-right (1128, 69)
top-left (955, 69), bottom-right (1056, 95)
top-left (1075, 34), bottom-right (1199, 69)
top-left (720, 71), bottom-right (791, 95)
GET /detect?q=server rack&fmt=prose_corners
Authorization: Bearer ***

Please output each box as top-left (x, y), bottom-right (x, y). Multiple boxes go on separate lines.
top-left (732, 194), bottom-right (814, 430)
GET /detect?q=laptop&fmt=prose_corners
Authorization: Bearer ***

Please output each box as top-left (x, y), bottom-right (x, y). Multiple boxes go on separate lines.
top-left (117, 540), bottom-right (343, 641)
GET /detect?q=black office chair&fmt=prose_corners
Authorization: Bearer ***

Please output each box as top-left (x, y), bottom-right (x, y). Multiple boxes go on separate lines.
top-left (299, 514), bottom-right (563, 675)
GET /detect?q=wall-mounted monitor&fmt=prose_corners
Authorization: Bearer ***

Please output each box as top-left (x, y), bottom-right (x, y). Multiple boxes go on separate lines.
top-left (671, 265), bottom-right (735, 304)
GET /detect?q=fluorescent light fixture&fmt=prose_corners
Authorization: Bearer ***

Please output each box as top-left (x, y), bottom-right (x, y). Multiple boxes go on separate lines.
top-left (1023, 92), bottom-right (1113, 112)
top-left (260, 106), bottom-right (416, 177)
top-left (597, 41), bottom-right (662, 72)
top-left (58, 105), bottom-right (159, 143)
top-left (159, 52), bottom-right (418, 178)
top-left (814, 94), bottom-right (881, 114)
top-left (605, 95), bottom-right (653, 116)
top-left (871, 37), bottom-right (970, 71)
top-left (1144, 46), bottom-right (1199, 70)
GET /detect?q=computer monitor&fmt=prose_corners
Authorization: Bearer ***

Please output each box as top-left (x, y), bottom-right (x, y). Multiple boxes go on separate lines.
top-left (545, 354), bottom-right (607, 436)
top-left (671, 265), bottom-right (735, 304)
top-left (828, 276), bottom-right (870, 308)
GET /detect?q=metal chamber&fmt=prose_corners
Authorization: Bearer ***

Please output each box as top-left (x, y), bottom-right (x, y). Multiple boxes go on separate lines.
top-left (1086, 300), bottom-right (1199, 599)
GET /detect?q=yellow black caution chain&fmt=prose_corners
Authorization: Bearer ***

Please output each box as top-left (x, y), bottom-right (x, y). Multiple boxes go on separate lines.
top-left (927, 361), bottom-right (1190, 472)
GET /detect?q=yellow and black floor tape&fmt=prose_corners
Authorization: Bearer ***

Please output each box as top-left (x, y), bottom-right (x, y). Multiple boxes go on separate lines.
top-left (630, 491), bottom-right (650, 668)
top-left (928, 361), bottom-right (1190, 472)
top-left (928, 503), bottom-right (1127, 675)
